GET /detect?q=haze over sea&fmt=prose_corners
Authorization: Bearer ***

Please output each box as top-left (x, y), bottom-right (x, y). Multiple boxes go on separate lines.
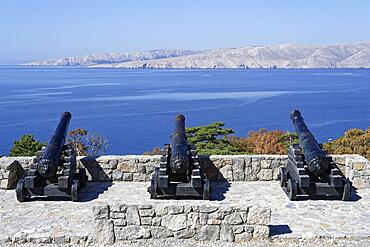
top-left (0, 66), bottom-right (369, 155)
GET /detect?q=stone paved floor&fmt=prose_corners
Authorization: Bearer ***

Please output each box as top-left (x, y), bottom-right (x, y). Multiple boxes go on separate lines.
top-left (0, 181), bottom-right (369, 243)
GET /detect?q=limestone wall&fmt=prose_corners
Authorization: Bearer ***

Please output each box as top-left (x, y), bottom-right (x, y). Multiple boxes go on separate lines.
top-left (0, 159), bottom-right (26, 189)
top-left (344, 155), bottom-right (370, 189)
top-left (1, 154), bottom-right (369, 189)
top-left (93, 203), bottom-right (271, 244)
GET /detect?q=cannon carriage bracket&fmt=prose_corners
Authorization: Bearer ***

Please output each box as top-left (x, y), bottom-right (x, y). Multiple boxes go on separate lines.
top-left (16, 144), bottom-right (87, 202)
top-left (279, 144), bottom-right (352, 201)
top-left (149, 144), bottom-right (210, 200)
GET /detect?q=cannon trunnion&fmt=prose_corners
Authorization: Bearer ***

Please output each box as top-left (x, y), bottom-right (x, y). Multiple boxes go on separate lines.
top-left (149, 115), bottom-right (209, 200)
top-left (16, 112), bottom-right (87, 202)
top-left (279, 110), bottom-right (351, 201)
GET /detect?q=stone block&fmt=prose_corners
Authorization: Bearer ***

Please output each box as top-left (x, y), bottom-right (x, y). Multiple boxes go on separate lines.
top-left (247, 206), bottom-right (271, 225)
top-left (161, 214), bottom-right (187, 231)
top-left (199, 213), bottom-right (208, 225)
top-left (353, 162), bottom-right (366, 171)
top-left (233, 225), bottom-right (244, 234)
top-left (253, 225), bottom-right (269, 238)
top-left (272, 167), bottom-right (280, 180)
top-left (245, 166), bottom-right (257, 181)
top-left (122, 173), bottom-right (133, 181)
top-left (117, 161), bottom-right (138, 173)
top-left (152, 217), bottom-right (161, 226)
top-left (138, 163), bottom-right (146, 173)
top-left (258, 169), bottom-right (273, 181)
top-left (184, 205), bottom-right (192, 213)
top-left (187, 212), bottom-right (200, 228)
top-left (261, 160), bottom-right (271, 169)
top-left (133, 173), bottom-right (149, 182)
top-left (195, 225), bottom-right (220, 241)
top-left (93, 205), bottom-right (109, 220)
top-left (110, 204), bottom-right (127, 213)
top-left (244, 157), bottom-right (252, 167)
top-left (174, 228), bottom-right (196, 239)
top-left (115, 226), bottom-right (150, 240)
top-left (126, 206), bottom-right (140, 225)
top-left (114, 219), bottom-right (127, 226)
top-left (139, 208), bottom-right (155, 217)
top-left (352, 177), bottom-right (366, 189)
top-left (239, 211), bottom-right (247, 223)
top-left (199, 205), bottom-right (218, 213)
top-left (155, 205), bottom-right (168, 216)
top-left (151, 226), bottom-right (173, 239)
top-left (0, 179), bottom-right (8, 189)
top-left (252, 161), bottom-right (261, 174)
top-left (140, 217), bottom-right (152, 225)
top-left (224, 212), bottom-right (244, 225)
top-left (94, 219), bottom-right (114, 244)
top-left (168, 205), bottom-right (184, 214)
top-left (209, 210), bottom-right (224, 220)
top-left (235, 231), bottom-right (253, 242)
top-left (220, 224), bottom-right (234, 242)
top-left (112, 170), bottom-right (123, 180)
top-left (110, 212), bottom-right (125, 219)
top-left (138, 156), bottom-right (151, 163)
top-left (232, 157), bottom-right (245, 181)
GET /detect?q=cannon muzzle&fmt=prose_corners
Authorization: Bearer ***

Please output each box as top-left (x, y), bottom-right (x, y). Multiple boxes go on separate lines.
top-left (37, 112), bottom-right (72, 178)
top-left (290, 110), bottom-right (329, 175)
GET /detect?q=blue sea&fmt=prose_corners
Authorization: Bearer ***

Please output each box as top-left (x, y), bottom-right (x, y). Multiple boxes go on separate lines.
top-left (0, 66), bottom-right (369, 155)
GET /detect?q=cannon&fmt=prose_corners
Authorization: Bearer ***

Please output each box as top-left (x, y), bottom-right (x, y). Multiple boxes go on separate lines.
top-left (16, 112), bottom-right (87, 202)
top-left (149, 114), bottom-right (209, 199)
top-left (279, 110), bottom-right (351, 201)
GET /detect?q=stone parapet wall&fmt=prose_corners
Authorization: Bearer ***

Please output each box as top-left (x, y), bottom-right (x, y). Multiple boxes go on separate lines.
top-left (1, 154), bottom-right (369, 189)
top-left (93, 203), bottom-right (271, 244)
top-left (344, 155), bottom-right (370, 189)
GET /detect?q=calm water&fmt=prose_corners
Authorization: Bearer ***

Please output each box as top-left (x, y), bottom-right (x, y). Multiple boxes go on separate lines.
top-left (0, 66), bottom-right (369, 155)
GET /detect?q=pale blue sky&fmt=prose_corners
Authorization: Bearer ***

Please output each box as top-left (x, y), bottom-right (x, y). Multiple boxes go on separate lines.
top-left (1, 0), bottom-right (369, 63)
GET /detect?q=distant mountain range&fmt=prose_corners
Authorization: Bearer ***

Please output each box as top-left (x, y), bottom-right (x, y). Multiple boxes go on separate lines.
top-left (25, 41), bottom-right (370, 68)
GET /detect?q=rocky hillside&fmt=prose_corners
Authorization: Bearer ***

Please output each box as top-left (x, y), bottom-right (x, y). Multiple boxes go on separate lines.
top-left (26, 42), bottom-right (370, 68)
top-left (25, 49), bottom-right (198, 66)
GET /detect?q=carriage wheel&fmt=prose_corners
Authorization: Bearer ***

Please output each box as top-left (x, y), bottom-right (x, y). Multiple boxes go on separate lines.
top-left (79, 168), bottom-right (87, 187)
top-left (342, 180), bottom-right (351, 201)
top-left (287, 178), bottom-right (297, 201)
top-left (202, 179), bottom-right (210, 200)
top-left (150, 168), bottom-right (159, 199)
top-left (16, 179), bottom-right (27, 202)
top-left (71, 180), bottom-right (79, 202)
top-left (279, 166), bottom-right (288, 187)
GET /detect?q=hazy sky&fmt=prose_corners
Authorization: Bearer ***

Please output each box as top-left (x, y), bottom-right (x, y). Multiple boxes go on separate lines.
top-left (1, 0), bottom-right (370, 63)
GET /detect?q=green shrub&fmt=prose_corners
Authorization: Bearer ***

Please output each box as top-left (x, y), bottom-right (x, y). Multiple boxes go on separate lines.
top-left (9, 134), bottom-right (44, 156)
top-left (186, 122), bottom-right (241, 155)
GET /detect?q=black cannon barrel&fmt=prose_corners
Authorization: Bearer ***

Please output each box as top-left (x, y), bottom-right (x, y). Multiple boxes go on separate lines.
top-left (170, 114), bottom-right (190, 174)
top-left (37, 112), bottom-right (72, 178)
top-left (290, 110), bottom-right (329, 175)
